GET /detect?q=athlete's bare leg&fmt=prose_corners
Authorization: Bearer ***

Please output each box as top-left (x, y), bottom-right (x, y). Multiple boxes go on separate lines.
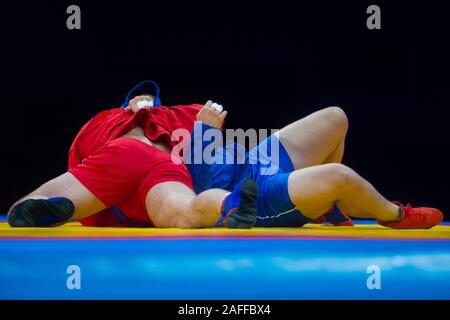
top-left (275, 106), bottom-right (348, 168)
top-left (8, 172), bottom-right (256, 228)
top-left (7, 172), bottom-right (106, 221)
top-left (287, 163), bottom-right (400, 222)
top-left (273, 107), bottom-right (352, 224)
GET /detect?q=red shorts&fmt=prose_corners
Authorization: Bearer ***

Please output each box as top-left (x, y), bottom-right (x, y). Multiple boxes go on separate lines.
top-left (68, 137), bottom-right (193, 227)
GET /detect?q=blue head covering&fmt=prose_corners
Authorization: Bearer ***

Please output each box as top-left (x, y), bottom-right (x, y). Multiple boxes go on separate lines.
top-left (121, 80), bottom-right (162, 108)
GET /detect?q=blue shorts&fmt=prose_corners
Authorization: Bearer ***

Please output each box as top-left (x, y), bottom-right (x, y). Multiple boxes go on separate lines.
top-left (187, 129), bottom-right (311, 227)
top-left (246, 135), bottom-right (311, 227)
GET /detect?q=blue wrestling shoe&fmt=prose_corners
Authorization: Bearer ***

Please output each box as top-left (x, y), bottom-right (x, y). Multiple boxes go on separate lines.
top-left (8, 197), bottom-right (75, 227)
top-left (217, 179), bottom-right (259, 229)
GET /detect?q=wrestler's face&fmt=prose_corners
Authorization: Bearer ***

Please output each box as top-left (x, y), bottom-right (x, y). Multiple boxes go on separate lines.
top-left (127, 94), bottom-right (155, 113)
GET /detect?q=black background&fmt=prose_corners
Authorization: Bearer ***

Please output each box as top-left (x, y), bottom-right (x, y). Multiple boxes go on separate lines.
top-left (0, 300), bottom-right (444, 318)
top-left (0, 0), bottom-right (449, 219)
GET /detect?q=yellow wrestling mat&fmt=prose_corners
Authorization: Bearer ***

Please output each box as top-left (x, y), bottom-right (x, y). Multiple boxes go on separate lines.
top-left (1, 221), bottom-right (450, 240)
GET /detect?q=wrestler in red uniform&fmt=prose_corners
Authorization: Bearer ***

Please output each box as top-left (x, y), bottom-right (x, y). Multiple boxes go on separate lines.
top-left (7, 81), bottom-right (258, 229)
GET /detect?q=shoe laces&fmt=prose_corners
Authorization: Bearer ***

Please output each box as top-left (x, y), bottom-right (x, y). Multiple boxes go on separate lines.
top-left (393, 201), bottom-right (424, 223)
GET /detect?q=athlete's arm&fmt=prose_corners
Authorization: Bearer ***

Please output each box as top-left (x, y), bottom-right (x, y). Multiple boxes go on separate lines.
top-left (146, 179), bottom-right (258, 229)
top-left (145, 181), bottom-right (227, 228)
top-left (196, 100), bottom-right (227, 128)
top-left (182, 101), bottom-right (229, 193)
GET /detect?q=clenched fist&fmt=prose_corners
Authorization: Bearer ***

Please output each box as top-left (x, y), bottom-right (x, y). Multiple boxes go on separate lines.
top-left (125, 95), bottom-right (155, 113)
top-left (196, 100), bottom-right (228, 128)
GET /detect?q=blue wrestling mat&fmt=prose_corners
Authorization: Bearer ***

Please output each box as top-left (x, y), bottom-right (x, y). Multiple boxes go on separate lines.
top-left (1, 215), bottom-right (449, 300)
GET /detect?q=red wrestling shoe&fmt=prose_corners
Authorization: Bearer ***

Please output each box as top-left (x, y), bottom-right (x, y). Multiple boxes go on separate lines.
top-left (377, 201), bottom-right (444, 229)
top-left (312, 205), bottom-right (354, 226)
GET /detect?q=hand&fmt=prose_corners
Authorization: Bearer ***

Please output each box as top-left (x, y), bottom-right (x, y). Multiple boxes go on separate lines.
top-left (125, 95), bottom-right (155, 113)
top-left (196, 100), bottom-right (228, 128)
